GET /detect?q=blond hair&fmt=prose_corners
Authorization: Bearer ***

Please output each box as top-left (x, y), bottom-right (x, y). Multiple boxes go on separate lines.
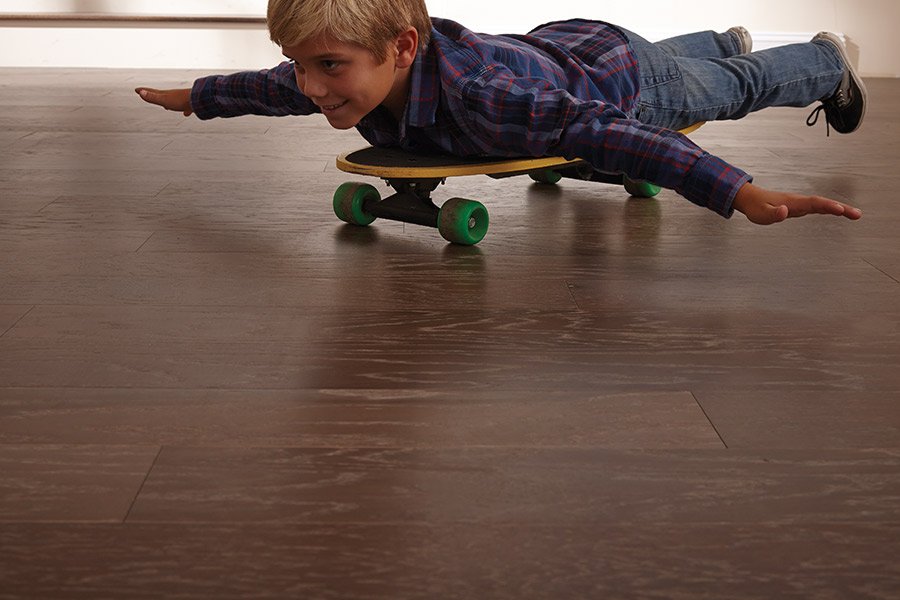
top-left (267, 0), bottom-right (431, 61)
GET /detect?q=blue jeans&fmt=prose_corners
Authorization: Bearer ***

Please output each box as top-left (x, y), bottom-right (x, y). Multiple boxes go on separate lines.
top-left (621, 28), bottom-right (846, 130)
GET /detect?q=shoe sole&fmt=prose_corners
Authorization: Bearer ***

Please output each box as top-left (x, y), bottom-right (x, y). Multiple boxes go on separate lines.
top-left (813, 31), bottom-right (867, 133)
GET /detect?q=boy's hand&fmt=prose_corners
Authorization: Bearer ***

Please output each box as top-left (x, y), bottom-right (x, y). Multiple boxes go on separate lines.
top-left (134, 87), bottom-right (193, 116)
top-left (732, 182), bottom-right (862, 225)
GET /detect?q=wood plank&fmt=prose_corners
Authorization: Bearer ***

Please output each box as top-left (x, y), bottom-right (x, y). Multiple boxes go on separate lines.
top-left (126, 446), bottom-right (900, 524)
top-left (0, 306), bottom-right (32, 337)
top-left (2, 522), bottom-right (899, 599)
top-left (1, 305), bottom-right (897, 391)
top-left (0, 444), bottom-right (159, 522)
top-left (694, 390), bottom-right (900, 449)
top-left (0, 389), bottom-right (722, 449)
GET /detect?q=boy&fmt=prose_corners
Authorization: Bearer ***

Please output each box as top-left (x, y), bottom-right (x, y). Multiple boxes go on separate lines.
top-left (136, 0), bottom-right (864, 225)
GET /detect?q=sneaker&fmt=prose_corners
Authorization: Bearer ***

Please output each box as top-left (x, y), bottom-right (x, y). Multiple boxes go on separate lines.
top-left (727, 26), bottom-right (753, 54)
top-left (806, 32), bottom-right (867, 134)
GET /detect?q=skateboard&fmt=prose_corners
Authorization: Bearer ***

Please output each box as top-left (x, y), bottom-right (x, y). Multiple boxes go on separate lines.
top-left (334, 122), bottom-right (703, 245)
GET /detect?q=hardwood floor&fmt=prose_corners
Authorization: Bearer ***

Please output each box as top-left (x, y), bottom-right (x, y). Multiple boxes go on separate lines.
top-left (1, 69), bottom-right (899, 598)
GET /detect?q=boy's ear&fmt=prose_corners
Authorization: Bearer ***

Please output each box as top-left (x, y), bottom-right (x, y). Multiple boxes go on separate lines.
top-left (393, 27), bottom-right (419, 68)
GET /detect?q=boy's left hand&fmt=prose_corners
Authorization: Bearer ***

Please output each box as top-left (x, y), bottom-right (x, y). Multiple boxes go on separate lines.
top-left (134, 87), bottom-right (193, 117)
top-left (732, 182), bottom-right (862, 224)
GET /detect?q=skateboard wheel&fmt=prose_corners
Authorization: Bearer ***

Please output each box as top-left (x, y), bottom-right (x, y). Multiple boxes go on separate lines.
top-left (333, 182), bottom-right (378, 226)
top-left (623, 177), bottom-right (661, 198)
top-left (529, 169), bottom-right (562, 185)
top-left (437, 198), bottom-right (489, 245)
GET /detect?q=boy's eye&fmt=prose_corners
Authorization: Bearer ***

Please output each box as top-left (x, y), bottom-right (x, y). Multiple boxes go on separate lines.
top-left (321, 60), bottom-right (340, 71)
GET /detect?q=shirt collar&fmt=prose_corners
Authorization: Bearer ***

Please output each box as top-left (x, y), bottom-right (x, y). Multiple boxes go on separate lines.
top-left (404, 40), bottom-right (441, 128)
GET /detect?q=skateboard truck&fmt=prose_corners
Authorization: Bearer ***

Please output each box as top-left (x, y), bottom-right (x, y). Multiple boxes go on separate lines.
top-left (334, 175), bottom-right (490, 245)
top-left (366, 178), bottom-right (443, 228)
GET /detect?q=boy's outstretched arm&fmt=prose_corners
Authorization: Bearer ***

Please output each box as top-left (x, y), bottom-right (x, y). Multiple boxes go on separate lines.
top-left (732, 182), bottom-right (862, 224)
top-left (134, 87), bottom-right (193, 116)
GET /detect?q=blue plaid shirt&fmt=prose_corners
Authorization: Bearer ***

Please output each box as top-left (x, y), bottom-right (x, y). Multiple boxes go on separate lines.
top-left (191, 18), bottom-right (751, 216)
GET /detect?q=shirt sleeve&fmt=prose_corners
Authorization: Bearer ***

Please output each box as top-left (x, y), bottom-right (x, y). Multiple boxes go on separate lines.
top-left (190, 61), bottom-right (320, 120)
top-left (448, 67), bottom-right (752, 218)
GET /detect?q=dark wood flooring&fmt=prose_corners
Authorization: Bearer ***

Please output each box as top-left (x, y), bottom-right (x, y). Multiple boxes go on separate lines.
top-left (1, 69), bottom-right (899, 598)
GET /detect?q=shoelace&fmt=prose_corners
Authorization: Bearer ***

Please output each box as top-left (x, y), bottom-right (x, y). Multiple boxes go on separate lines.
top-left (807, 87), bottom-right (850, 137)
top-left (806, 104), bottom-right (831, 136)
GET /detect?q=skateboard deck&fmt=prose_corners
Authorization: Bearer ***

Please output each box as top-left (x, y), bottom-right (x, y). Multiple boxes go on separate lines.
top-left (336, 148), bottom-right (585, 180)
top-left (334, 122), bottom-right (703, 245)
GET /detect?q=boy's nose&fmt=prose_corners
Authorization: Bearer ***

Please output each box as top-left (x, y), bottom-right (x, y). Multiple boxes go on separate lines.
top-left (294, 68), bottom-right (327, 100)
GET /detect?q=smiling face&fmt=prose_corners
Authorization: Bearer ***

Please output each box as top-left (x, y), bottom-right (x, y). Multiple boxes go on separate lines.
top-left (282, 28), bottom-right (418, 130)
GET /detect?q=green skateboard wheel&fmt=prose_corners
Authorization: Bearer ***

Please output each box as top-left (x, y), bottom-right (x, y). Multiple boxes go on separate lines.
top-left (333, 182), bottom-right (378, 226)
top-left (437, 198), bottom-right (489, 245)
top-left (623, 177), bottom-right (661, 198)
top-left (529, 169), bottom-right (562, 185)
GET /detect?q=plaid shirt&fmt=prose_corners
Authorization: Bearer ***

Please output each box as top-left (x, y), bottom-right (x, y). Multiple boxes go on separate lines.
top-left (192, 18), bottom-right (751, 216)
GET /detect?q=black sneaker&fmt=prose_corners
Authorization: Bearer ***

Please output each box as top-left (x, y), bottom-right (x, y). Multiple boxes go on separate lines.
top-left (807, 32), bottom-right (867, 134)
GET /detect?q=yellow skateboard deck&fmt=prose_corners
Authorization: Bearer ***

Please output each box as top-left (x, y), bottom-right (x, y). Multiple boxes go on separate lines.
top-left (337, 149), bottom-right (584, 180)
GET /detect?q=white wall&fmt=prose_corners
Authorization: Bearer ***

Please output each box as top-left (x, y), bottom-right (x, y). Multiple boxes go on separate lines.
top-left (1, 0), bottom-right (897, 76)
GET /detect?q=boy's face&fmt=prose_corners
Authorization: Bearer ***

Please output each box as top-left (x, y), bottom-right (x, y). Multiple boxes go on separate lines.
top-left (282, 30), bottom-right (417, 130)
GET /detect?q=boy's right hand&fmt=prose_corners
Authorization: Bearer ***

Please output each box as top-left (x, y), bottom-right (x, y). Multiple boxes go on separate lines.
top-left (135, 87), bottom-right (193, 116)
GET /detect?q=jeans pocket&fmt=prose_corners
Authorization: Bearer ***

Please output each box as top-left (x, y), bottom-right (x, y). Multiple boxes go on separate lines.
top-left (635, 54), bottom-right (689, 128)
top-left (633, 40), bottom-right (682, 90)
top-left (622, 29), bottom-right (689, 128)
